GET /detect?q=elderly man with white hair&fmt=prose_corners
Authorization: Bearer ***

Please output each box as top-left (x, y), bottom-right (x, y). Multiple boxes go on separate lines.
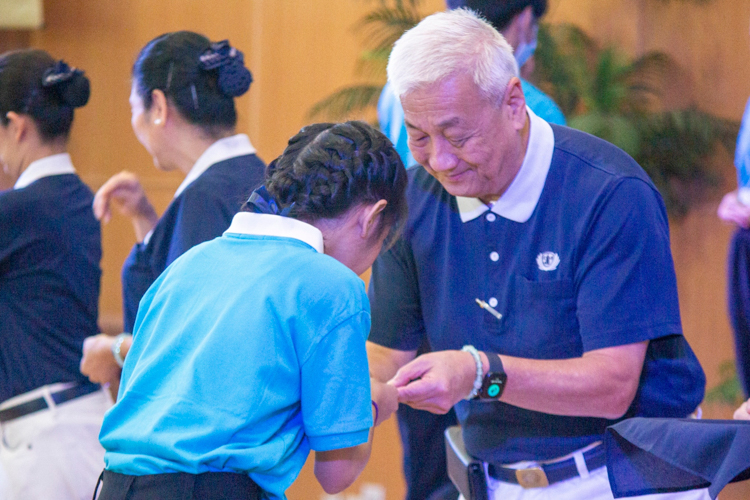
top-left (367, 9), bottom-right (707, 500)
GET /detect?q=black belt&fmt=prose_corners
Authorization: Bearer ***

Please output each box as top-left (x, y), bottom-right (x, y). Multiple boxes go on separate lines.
top-left (488, 444), bottom-right (606, 488)
top-left (95, 470), bottom-right (261, 500)
top-left (0, 383), bottom-right (100, 423)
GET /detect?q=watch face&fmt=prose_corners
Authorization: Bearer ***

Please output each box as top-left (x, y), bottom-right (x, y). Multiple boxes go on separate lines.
top-left (487, 381), bottom-right (502, 398)
top-left (482, 373), bottom-right (507, 399)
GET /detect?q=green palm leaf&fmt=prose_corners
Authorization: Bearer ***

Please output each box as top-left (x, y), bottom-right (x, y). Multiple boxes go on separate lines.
top-left (307, 84), bottom-right (384, 120)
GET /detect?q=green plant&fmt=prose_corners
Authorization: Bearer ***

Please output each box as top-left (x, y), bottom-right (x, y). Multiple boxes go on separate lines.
top-left (704, 361), bottom-right (744, 406)
top-left (534, 23), bottom-right (739, 215)
top-left (307, 0), bottom-right (422, 121)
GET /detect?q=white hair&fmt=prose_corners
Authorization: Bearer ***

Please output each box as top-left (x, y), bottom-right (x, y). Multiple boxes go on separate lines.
top-left (387, 8), bottom-right (518, 105)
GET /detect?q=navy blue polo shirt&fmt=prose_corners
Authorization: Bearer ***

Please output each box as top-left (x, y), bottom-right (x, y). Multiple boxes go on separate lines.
top-left (368, 110), bottom-right (703, 464)
top-left (0, 154), bottom-right (101, 402)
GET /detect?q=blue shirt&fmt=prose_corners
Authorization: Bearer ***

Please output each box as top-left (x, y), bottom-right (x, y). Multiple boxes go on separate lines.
top-left (377, 79), bottom-right (566, 168)
top-left (0, 159), bottom-right (101, 402)
top-left (368, 111), bottom-right (704, 463)
top-left (121, 151), bottom-right (265, 332)
top-left (735, 98), bottom-right (750, 201)
top-left (101, 212), bottom-right (373, 500)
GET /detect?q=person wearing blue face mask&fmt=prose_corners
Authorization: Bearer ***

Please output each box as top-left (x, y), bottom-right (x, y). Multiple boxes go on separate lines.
top-left (376, 2), bottom-right (565, 499)
top-left (463, 0), bottom-right (565, 127)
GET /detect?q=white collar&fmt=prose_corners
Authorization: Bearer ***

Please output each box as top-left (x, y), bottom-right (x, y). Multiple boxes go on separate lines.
top-left (455, 107), bottom-right (554, 223)
top-left (14, 153), bottom-right (76, 190)
top-left (224, 212), bottom-right (324, 253)
top-left (173, 134), bottom-right (256, 198)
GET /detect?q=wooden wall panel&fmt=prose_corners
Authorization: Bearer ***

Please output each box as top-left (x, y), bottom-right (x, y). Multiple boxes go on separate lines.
top-left (3, 0), bottom-right (750, 498)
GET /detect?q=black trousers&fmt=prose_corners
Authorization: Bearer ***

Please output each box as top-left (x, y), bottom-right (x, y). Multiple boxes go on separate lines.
top-left (728, 228), bottom-right (750, 398)
top-left (94, 470), bottom-right (261, 500)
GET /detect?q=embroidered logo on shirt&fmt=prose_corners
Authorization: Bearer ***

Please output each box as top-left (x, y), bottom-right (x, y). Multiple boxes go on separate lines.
top-left (536, 252), bottom-right (560, 271)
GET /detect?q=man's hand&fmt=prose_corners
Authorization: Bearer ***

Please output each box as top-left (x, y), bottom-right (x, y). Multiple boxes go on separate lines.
top-left (718, 190), bottom-right (750, 228)
top-left (80, 334), bottom-right (123, 385)
top-left (734, 398), bottom-right (750, 420)
top-left (388, 350), bottom-right (480, 414)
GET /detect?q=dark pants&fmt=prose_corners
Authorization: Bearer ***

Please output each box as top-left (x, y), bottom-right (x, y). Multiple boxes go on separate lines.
top-left (94, 470), bottom-right (261, 500)
top-left (397, 403), bottom-right (459, 500)
top-left (728, 228), bottom-right (750, 398)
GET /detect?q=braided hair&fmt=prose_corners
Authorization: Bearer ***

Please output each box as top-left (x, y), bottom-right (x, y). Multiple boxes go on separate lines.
top-left (0, 50), bottom-right (90, 141)
top-left (132, 31), bottom-right (253, 138)
top-left (247, 121), bottom-right (408, 246)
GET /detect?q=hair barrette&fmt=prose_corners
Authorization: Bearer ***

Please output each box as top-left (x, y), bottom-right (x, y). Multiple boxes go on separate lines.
top-left (42, 60), bottom-right (80, 87)
top-left (199, 40), bottom-right (243, 70)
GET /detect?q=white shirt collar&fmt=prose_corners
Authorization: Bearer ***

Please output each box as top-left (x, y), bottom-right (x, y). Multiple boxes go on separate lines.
top-left (224, 212), bottom-right (324, 253)
top-left (173, 133), bottom-right (256, 198)
top-left (14, 153), bottom-right (76, 190)
top-left (455, 107), bottom-right (554, 223)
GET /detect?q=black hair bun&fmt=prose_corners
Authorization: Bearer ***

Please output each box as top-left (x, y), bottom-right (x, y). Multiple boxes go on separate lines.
top-left (199, 40), bottom-right (253, 98)
top-left (43, 60), bottom-right (90, 108)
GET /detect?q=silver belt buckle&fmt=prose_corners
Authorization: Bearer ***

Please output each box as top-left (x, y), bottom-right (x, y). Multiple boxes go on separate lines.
top-left (515, 467), bottom-right (550, 488)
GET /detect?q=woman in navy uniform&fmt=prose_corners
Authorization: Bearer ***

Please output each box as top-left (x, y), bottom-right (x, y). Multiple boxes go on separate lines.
top-left (0, 50), bottom-right (107, 500)
top-left (80, 32), bottom-right (265, 387)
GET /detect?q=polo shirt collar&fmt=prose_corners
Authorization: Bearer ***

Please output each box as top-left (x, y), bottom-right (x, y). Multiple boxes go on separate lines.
top-left (174, 133), bottom-right (256, 198)
top-left (224, 212), bottom-right (324, 253)
top-left (455, 106), bottom-right (554, 223)
top-left (14, 153), bottom-right (76, 190)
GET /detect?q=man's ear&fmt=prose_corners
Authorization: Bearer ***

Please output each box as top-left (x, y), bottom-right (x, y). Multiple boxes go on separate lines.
top-left (503, 78), bottom-right (527, 131)
top-left (360, 199), bottom-right (388, 239)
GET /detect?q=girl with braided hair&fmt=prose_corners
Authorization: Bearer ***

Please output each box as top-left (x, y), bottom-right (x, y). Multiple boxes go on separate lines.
top-left (94, 121), bottom-right (407, 500)
top-left (0, 49), bottom-right (107, 500)
top-left (80, 32), bottom-right (266, 391)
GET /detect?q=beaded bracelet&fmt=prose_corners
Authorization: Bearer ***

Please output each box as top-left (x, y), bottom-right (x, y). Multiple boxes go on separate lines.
top-left (462, 345), bottom-right (483, 400)
top-left (111, 333), bottom-right (128, 368)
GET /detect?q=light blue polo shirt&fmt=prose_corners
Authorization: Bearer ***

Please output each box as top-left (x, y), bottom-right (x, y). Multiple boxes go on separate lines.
top-left (100, 212), bottom-right (373, 500)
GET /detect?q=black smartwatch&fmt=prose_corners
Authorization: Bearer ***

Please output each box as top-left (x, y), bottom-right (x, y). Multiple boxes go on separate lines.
top-left (478, 353), bottom-right (507, 399)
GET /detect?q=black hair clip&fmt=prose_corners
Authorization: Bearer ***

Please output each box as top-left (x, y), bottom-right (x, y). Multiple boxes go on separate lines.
top-left (245, 186), bottom-right (295, 217)
top-left (42, 60), bottom-right (80, 87)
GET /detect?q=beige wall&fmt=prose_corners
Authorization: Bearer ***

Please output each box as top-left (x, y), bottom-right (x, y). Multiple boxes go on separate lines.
top-left (3, 0), bottom-right (750, 498)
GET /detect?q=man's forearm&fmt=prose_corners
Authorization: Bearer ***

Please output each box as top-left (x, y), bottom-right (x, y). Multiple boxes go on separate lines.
top-left (498, 341), bottom-right (648, 419)
top-left (391, 341), bottom-right (648, 419)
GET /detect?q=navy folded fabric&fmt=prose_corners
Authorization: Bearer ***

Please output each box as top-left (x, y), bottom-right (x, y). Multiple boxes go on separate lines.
top-left (606, 418), bottom-right (750, 498)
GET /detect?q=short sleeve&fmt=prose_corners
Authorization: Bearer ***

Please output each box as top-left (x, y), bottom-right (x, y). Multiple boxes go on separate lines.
top-left (300, 311), bottom-right (373, 451)
top-left (368, 236), bottom-right (426, 351)
top-left (575, 177), bottom-right (682, 352)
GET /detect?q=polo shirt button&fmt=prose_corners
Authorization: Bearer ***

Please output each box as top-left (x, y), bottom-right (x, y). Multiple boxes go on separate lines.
top-left (490, 251), bottom-right (499, 262)
top-left (486, 213), bottom-right (496, 222)
top-left (488, 297), bottom-right (498, 307)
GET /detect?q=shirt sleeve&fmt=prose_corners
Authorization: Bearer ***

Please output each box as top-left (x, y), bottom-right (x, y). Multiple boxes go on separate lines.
top-left (367, 236), bottom-right (427, 351)
top-left (165, 185), bottom-right (234, 267)
top-left (300, 311), bottom-right (373, 451)
top-left (575, 177), bottom-right (683, 352)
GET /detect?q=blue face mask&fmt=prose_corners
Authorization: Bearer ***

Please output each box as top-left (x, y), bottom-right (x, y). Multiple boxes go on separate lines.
top-left (514, 24), bottom-right (539, 69)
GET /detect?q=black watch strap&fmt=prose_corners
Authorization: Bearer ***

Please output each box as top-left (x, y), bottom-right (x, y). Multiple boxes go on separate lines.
top-left (478, 352), bottom-right (507, 399)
